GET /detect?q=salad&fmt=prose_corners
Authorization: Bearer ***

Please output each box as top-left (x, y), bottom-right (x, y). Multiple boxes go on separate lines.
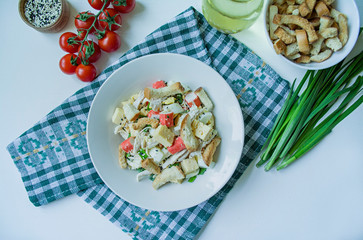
top-left (111, 80), bottom-right (221, 189)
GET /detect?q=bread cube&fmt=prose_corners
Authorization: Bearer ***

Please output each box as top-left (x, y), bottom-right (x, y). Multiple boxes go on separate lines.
top-left (181, 157), bottom-right (199, 178)
top-left (152, 125), bottom-right (175, 147)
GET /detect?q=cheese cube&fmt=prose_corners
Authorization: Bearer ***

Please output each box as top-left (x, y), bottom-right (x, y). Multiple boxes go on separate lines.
top-left (152, 125), bottom-right (175, 147)
top-left (193, 120), bottom-right (213, 141)
top-left (181, 157), bottom-right (199, 178)
top-left (162, 97), bottom-right (175, 105)
top-left (112, 107), bottom-right (125, 125)
top-left (123, 103), bottom-right (140, 121)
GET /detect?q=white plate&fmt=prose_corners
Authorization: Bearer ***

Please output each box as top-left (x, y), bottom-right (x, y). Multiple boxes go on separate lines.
top-left (87, 53), bottom-right (244, 211)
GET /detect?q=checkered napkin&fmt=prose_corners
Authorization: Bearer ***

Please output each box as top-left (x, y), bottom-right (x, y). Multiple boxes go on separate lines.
top-left (7, 7), bottom-right (289, 240)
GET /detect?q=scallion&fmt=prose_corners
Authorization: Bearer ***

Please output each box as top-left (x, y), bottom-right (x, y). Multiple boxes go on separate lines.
top-left (258, 51), bottom-right (363, 171)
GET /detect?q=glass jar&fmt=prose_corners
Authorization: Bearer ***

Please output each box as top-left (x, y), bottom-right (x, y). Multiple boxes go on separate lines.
top-left (202, 0), bottom-right (264, 34)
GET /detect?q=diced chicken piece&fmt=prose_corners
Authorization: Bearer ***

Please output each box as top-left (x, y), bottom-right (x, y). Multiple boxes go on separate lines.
top-left (133, 91), bottom-right (144, 110)
top-left (162, 149), bottom-right (188, 169)
top-left (148, 147), bottom-right (165, 164)
top-left (152, 166), bottom-right (185, 190)
top-left (136, 170), bottom-right (151, 182)
top-left (152, 125), bottom-right (175, 147)
top-left (181, 157), bottom-right (199, 179)
top-left (163, 103), bottom-right (185, 114)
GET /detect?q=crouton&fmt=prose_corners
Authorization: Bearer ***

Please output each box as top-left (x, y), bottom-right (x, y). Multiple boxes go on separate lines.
top-left (201, 136), bottom-right (221, 167)
top-left (320, 27), bottom-right (338, 39)
top-left (123, 103), bottom-right (140, 121)
top-left (118, 145), bottom-right (128, 169)
top-left (337, 14), bottom-right (348, 47)
top-left (311, 34), bottom-right (325, 55)
top-left (319, 15), bottom-right (334, 31)
top-left (152, 166), bottom-right (185, 190)
top-left (325, 37), bottom-right (343, 51)
top-left (112, 107), bottom-right (126, 125)
top-left (310, 49), bottom-right (333, 62)
top-left (141, 158), bottom-right (161, 175)
top-left (144, 82), bottom-right (184, 100)
top-left (181, 157), bottom-right (200, 178)
top-left (152, 125), bottom-right (175, 147)
top-left (273, 14), bottom-right (318, 43)
top-left (306, 0), bottom-right (316, 10)
top-left (132, 118), bottom-right (159, 130)
top-left (295, 55), bottom-right (311, 63)
top-left (194, 87), bottom-right (214, 111)
top-left (296, 29), bottom-right (310, 55)
top-left (181, 115), bottom-right (199, 152)
top-left (269, 5), bottom-right (279, 40)
top-left (274, 27), bottom-right (296, 44)
top-left (315, 1), bottom-right (330, 17)
top-left (298, 2), bottom-right (311, 17)
top-left (273, 39), bottom-right (286, 55)
top-left (192, 120), bottom-right (213, 141)
top-left (285, 42), bottom-right (299, 56)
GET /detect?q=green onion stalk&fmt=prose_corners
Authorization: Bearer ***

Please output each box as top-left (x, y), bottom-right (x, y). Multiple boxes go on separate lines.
top-left (257, 51), bottom-right (363, 171)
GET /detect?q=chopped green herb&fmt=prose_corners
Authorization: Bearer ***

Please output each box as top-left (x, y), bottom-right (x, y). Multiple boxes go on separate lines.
top-left (126, 153), bottom-right (131, 159)
top-left (146, 102), bottom-right (151, 111)
top-left (149, 174), bottom-right (156, 181)
top-left (188, 176), bottom-right (197, 182)
top-left (138, 149), bottom-right (148, 160)
top-left (175, 94), bottom-right (183, 104)
top-left (136, 167), bottom-right (145, 173)
top-left (169, 162), bottom-right (180, 168)
top-left (127, 132), bottom-right (131, 138)
top-left (198, 168), bottom-right (207, 175)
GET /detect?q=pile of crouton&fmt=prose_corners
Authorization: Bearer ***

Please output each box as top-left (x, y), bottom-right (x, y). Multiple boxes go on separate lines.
top-left (268, 0), bottom-right (348, 63)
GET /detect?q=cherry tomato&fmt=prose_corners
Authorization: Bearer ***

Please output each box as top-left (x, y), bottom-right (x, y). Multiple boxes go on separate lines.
top-left (78, 41), bottom-right (102, 63)
top-left (98, 31), bottom-right (121, 53)
top-left (111, 0), bottom-right (135, 13)
top-left (98, 8), bottom-right (122, 31)
top-left (88, 0), bottom-right (110, 10)
top-left (76, 64), bottom-right (97, 82)
top-left (59, 32), bottom-right (80, 53)
top-left (75, 12), bottom-right (96, 33)
top-left (59, 54), bottom-right (81, 75)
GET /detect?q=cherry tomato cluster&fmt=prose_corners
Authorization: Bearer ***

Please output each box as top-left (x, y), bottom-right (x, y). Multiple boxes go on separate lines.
top-left (59, 0), bottom-right (136, 82)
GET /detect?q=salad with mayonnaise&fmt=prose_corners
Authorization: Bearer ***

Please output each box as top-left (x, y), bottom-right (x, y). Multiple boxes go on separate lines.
top-left (112, 80), bottom-right (221, 189)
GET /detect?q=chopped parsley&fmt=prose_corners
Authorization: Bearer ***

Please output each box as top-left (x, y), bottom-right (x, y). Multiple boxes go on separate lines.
top-left (175, 94), bottom-right (183, 104)
top-left (188, 176), bottom-right (197, 182)
top-left (138, 149), bottom-right (148, 160)
top-left (199, 168), bottom-right (207, 175)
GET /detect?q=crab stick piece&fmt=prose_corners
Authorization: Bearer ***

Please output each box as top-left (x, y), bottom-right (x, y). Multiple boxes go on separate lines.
top-left (147, 110), bottom-right (160, 119)
top-left (185, 92), bottom-right (201, 108)
top-left (159, 112), bottom-right (174, 127)
top-left (152, 80), bottom-right (167, 89)
top-left (167, 136), bottom-right (186, 154)
top-left (120, 137), bottom-right (135, 153)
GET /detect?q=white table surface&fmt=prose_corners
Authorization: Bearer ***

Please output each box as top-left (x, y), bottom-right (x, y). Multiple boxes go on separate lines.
top-left (1, 1), bottom-right (362, 239)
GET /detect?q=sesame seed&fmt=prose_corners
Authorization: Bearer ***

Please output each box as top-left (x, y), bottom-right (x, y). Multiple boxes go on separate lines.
top-left (24, 0), bottom-right (62, 28)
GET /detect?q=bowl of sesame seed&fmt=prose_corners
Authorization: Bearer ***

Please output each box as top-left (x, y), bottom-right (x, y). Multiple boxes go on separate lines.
top-left (19, 0), bottom-right (70, 33)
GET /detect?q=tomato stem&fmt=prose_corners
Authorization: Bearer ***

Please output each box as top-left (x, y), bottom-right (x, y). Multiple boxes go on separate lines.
top-left (74, 0), bottom-right (110, 65)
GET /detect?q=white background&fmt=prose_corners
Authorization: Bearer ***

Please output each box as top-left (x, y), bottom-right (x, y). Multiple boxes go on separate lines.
top-left (1, 1), bottom-right (362, 239)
